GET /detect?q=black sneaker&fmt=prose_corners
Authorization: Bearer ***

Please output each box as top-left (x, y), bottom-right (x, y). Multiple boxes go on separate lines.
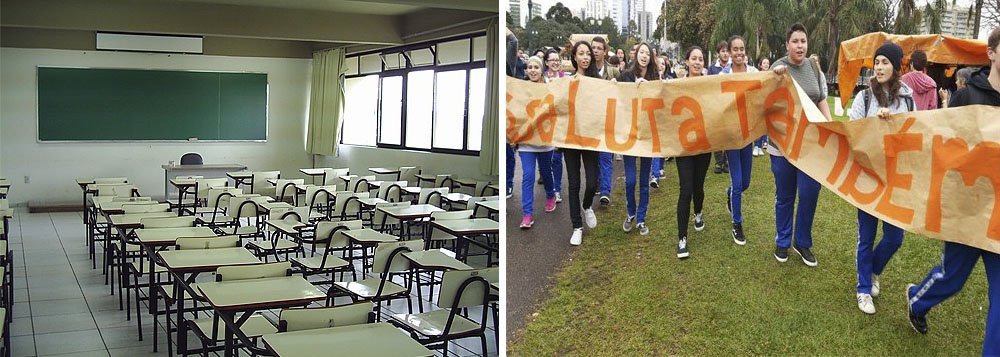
top-left (599, 195), bottom-right (611, 206)
top-left (677, 236), bottom-right (689, 259)
top-left (732, 222), bottom-right (746, 246)
top-left (650, 177), bottom-right (659, 189)
top-left (793, 245), bottom-right (817, 267)
top-left (714, 165), bottom-right (723, 174)
top-left (693, 213), bottom-right (705, 231)
top-left (774, 247), bottom-right (789, 262)
top-left (906, 284), bottom-right (928, 334)
top-left (722, 164), bottom-right (729, 173)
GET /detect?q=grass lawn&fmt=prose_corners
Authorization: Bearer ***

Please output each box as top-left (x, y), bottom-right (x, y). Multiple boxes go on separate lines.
top-left (507, 154), bottom-right (990, 355)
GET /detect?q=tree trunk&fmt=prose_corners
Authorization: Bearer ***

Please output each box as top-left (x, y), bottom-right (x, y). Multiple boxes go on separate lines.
top-left (826, 0), bottom-right (842, 75)
top-left (974, 0), bottom-right (984, 38)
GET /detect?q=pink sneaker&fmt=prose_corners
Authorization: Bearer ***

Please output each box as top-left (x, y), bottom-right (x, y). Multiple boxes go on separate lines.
top-left (545, 197), bottom-right (557, 212)
top-left (519, 214), bottom-right (534, 229)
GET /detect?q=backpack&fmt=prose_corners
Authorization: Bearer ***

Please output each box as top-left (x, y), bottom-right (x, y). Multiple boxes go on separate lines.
top-left (863, 89), bottom-right (915, 117)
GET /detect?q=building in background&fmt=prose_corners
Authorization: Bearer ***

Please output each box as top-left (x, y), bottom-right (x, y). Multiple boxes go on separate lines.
top-left (527, 0), bottom-right (542, 23)
top-left (921, 3), bottom-right (975, 38)
top-left (637, 10), bottom-right (652, 41)
top-left (510, 0), bottom-right (522, 27)
top-left (585, 0), bottom-right (607, 19)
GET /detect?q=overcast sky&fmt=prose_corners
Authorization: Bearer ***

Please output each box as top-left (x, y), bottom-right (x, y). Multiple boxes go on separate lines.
top-left (510, 0), bottom-right (991, 40)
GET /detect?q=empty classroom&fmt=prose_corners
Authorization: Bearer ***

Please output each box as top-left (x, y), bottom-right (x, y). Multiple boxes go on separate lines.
top-left (0, 1), bottom-right (501, 356)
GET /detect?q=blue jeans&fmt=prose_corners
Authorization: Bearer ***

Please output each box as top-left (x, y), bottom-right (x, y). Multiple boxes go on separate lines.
top-left (623, 156), bottom-right (651, 223)
top-left (908, 242), bottom-right (1000, 356)
top-left (726, 145), bottom-right (753, 223)
top-left (506, 144), bottom-right (516, 190)
top-left (651, 158), bottom-right (664, 179)
top-left (519, 151), bottom-right (555, 215)
top-left (598, 152), bottom-right (613, 196)
top-left (770, 155), bottom-right (821, 249)
top-left (856, 209), bottom-right (903, 294)
top-left (551, 150), bottom-right (563, 192)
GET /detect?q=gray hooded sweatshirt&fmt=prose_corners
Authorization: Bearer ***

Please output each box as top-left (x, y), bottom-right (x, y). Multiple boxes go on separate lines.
top-left (848, 83), bottom-right (915, 121)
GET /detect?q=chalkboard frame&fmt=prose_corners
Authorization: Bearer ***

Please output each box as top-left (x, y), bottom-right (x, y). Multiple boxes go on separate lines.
top-left (35, 66), bottom-right (270, 143)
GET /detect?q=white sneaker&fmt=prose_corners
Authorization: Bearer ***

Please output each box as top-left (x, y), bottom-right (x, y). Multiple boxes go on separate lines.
top-left (555, 192), bottom-right (563, 203)
top-left (570, 228), bottom-right (583, 246)
top-left (872, 275), bottom-right (881, 298)
top-left (583, 208), bottom-right (597, 228)
top-left (753, 146), bottom-right (762, 157)
top-left (857, 293), bottom-right (876, 314)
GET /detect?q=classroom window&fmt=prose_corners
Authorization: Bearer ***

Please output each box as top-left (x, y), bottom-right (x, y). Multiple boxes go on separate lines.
top-left (340, 33), bottom-right (486, 155)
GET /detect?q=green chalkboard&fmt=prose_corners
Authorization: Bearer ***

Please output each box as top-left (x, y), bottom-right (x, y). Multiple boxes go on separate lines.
top-left (37, 67), bottom-right (267, 141)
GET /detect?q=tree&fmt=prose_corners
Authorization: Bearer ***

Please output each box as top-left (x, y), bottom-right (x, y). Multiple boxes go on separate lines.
top-left (545, 2), bottom-right (574, 24)
top-left (894, 0), bottom-right (923, 34)
top-left (507, 11), bottom-right (514, 27)
top-left (524, 15), bottom-right (583, 53)
top-left (661, 0), bottom-right (716, 51)
top-left (983, 0), bottom-right (999, 32)
top-left (711, 0), bottom-right (796, 63)
top-left (598, 16), bottom-right (623, 49)
top-left (922, 0), bottom-right (949, 34)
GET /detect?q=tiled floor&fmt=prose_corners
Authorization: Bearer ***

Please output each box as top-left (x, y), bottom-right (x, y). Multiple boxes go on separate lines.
top-left (5, 209), bottom-right (499, 356)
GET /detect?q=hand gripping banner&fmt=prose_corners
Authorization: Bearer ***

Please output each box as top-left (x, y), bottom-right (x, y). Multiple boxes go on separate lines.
top-left (506, 72), bottom-right (1000, 253)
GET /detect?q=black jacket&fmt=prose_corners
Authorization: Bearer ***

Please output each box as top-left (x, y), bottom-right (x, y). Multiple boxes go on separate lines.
top-left (949, 67), bottom-right (1000, 107)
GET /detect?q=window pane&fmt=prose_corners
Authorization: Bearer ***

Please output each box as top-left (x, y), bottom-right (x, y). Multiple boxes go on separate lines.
top-left (406, 48), bottom-right (434, 67)
top-left (344, 57), bottom-right (359, 76)
top-left (360, 54), bottom-right (381, 74)
top-left (382, 52), bottom-right (404, 70)
top-left (341, 75), bottom-right (378, 146)
top-left (437, 39), bottom-right (470, 65)
top-left (433, 70), bottom-right (467, 150)
top-left (405, 70), bottom-right (433, 149)
top-left (467, 68), bottom-right (486, 151)
top-left (472, 36), bottom-right (487, 61)
top-left (379, 76), bottom-right (402, 145)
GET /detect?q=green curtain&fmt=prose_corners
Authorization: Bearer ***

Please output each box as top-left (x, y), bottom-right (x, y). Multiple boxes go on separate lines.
top-left (478, 18), bottom-right (500, 177)
top-left (306, 48), bottom-right (346, 156)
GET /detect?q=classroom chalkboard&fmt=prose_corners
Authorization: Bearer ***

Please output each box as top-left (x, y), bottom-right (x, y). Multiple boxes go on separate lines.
top-left (37, 67), bottom-right (268, 141)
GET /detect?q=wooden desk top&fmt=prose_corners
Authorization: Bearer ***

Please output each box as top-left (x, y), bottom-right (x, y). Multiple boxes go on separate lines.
top-left (403, 249), bottom-right (471, 271)
top-left (431, 218), bottom-right (498, 235)
top-left (342, 228), bottom-right (398, 244)
top-left (158, 247), bottom-right (260, 272)
top-left (474, 200), bottom-right (500, 212)
top-left (108, 212), bottom-right (176, 228)
top-left (262, 323), bottom-right (431, 357)
top-left (378, 204), bottom-right (443, 219)
top-left (197, 276), bottom-right (325, 311)
top-left (135, 227), bottom-right (216, 245)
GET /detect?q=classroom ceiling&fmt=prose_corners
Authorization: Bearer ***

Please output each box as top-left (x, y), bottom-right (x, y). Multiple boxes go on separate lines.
top-left (1, 0), bottom-right (497, 53)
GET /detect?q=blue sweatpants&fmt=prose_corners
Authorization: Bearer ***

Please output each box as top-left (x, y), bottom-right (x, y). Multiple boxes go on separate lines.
top-left (519, 151), bottom-right (555, 215)
top-left (506, 144), bottom-right (516, 190)
top-left (599, 152), bottom-right (613, 196)
top-left (551, 150), bottom-right (563, 193)
top-left (623, 156), bottom-right (651, 223)
top-left (726, 144), bottom-right (753, 223)
top-left (908, 242), bottom-right (1000, 356)
top-left (856, 209), bottom-right (903, 294)
top-left (770, 155), bottom-right (821, 249)
top-left (651, 158), bottom-right (664, 179)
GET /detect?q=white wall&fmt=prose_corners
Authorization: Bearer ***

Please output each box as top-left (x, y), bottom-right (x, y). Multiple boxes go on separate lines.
top-left (0, 47), bottom-right (312, 205)
top-left (319, 145), bottom-right (495, 183)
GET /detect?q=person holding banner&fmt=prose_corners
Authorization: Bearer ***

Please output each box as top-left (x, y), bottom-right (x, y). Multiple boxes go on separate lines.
top-left (709, 41), bottom-right (731, 174)
top-left (518, 56), bottom-right (559, 229)
top-left (565, 40), bottom-right (602, 246)
top-left (769, 23), bottom-right (833, 267)
top-left (720, 35), bottom-right (759, 246)
top-left (544, 48), bottom-right (566, 203)
top-left (674, 46), bottom-right (711, 259)
top-left (593, 36), bottom-right (619, 207)
top-left (906, 27), bottom-right (1000, 355)
top-left (617, 42), bottom-right (659, 236)
top-left (847, 42), bottom-right (913, 315)
top-left (754, 57), bottom-right (772, 157)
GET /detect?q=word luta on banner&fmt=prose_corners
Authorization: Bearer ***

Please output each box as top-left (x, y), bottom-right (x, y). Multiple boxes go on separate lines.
top-left (506, 72), bottom-right (1000, 253)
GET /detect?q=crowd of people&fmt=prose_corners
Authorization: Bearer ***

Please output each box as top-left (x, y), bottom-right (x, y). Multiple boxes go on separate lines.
top-left (506, 24), bottom-right (1000, 355)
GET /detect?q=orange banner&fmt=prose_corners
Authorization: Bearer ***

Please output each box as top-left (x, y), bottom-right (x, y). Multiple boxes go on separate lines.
top-left (506, 73), bottom-right (1000, 253)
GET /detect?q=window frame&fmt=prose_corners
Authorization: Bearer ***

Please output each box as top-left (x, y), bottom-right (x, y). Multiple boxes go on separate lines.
top-left (340, 32), bottom-right (488, 156)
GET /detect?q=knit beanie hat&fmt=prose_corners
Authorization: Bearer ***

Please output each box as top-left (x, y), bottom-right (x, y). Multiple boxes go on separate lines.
top-left (874, 42), bottom-right (903, 72)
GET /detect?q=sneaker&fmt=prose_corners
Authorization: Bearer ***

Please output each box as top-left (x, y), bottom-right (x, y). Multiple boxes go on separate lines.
top-left (637, 222), bottom-right (649, 236)
top-left (732, 222), bottom-right (746, 246)
top-left (623, 215), bottom-right (635, 232)
top-left (722, 165), bottom-right (729, 173)
top-left (857, 293), bottom-right (876, 314)
top-left (570, 228), bottom-right (583, 246)
top-left (583, 208), bottom-right (597, 229)
top-left (726, 186), bottom-right (733, 215)
top-left (714, 165), bottom-right (723, 174)
top-left (872, 275), bottom-right (881, 298)
top-left (599, 195), bottom-right (611, 206)
top-left (693, 213), bottom-right (705, 231)
top-left (615, 154), bottom-right (623, 161)
top-left (753, 146), bottom-right (762, 157)
top-left (519, 215), bottom-right (534, 229)
top-left (650, 177), bottom-right (659, 188)
top-left (905, 283), bottom-right (928, 334)
top-left (677, 236), bottom-right (689, 259)
top-left (506, 187), bottom-right (513, 199)
top-left (545, 197), bottom-right (557, 212)
top-left (774, 246), bottom-right (789, 262)
top-left (793, 245), bottom-right (818, 267)
top-left (555, 192), bottom-right (562, 203)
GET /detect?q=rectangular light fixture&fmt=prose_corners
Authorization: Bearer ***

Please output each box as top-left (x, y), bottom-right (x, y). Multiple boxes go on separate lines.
top-left (96, 32), bottom-right (203, 54)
